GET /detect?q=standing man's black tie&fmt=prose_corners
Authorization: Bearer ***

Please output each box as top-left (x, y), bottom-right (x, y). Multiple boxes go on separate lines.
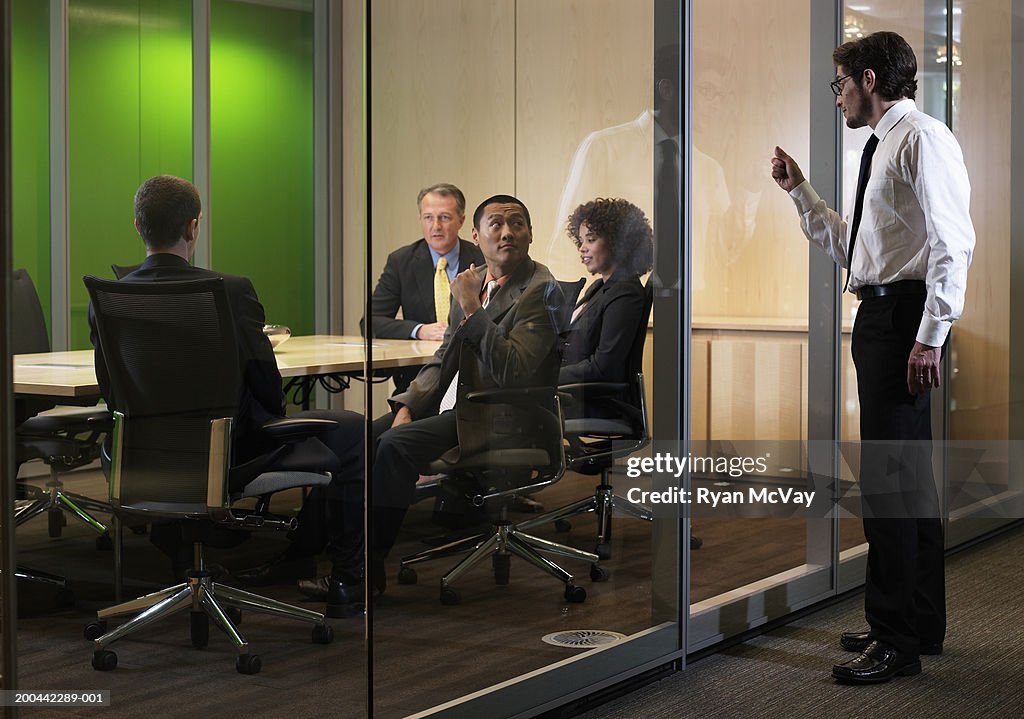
top-left (845, 133), bottom-right (880, 292)
top-left (656, 138), bottom-right (679, 248)
top-left (655, 138), bottom-right (680, 292)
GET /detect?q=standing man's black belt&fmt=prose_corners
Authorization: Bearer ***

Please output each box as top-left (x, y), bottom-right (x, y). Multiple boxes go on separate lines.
top-left (855, 279), bottom-right (926, 301)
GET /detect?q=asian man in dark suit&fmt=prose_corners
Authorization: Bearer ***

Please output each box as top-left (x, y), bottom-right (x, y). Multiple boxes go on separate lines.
top-left (89, 175), bottom-right (365, 597)
top-left (298, 194), bottom-right (564, 614)
top-left (360, 183), bottom-right (484, 393)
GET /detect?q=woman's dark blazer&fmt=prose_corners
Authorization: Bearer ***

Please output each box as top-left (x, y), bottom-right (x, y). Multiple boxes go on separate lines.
top-left (558, 271), bottom-right (645, 386)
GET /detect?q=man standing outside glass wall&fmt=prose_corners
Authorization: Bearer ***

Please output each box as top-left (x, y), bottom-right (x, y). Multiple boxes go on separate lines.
top-left (771, 31), bottom-right (975, 684)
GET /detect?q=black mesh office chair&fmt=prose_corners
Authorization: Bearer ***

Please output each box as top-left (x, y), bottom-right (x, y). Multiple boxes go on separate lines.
top-left (82, 276), bottom-right (336, 674)
top-left (12, 269), bottom-right (112, 545)
top-left (517, 281), bottom-right (682, 560)
top-left (396, 381), bottom-right (602, 606)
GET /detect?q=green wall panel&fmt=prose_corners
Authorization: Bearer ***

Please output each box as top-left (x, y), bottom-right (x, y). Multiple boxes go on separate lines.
top-left (11, 0), bottom-right (51, 330)
top-left (67, 0), bottom-right (192, 349)
top-left (210, 0), bottom-right (314, 334)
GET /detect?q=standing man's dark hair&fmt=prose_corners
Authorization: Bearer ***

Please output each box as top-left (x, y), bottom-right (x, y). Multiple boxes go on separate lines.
top-left (133, 175), bottom-right (201, 251)
top-left (832, 30), bottom-right (918, 101)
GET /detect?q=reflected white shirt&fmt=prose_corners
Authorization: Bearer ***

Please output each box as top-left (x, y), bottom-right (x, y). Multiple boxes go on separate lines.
top-left (788, 98), bottom-right (975, 347)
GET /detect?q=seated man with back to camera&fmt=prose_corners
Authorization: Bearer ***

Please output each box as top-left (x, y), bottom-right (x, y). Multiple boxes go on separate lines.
top-left (296, 194), bottom-right (564, 615)
top-left (361, 182), bottom-right (484, 394)
top-left (89, 175), bottom-right (365, 611)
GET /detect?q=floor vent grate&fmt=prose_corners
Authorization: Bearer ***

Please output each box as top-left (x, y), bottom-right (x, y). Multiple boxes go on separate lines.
top-left (542, 630), bottom-right (626, 648)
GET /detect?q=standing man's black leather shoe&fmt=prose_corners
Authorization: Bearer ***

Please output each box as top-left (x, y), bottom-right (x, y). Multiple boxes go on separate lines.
top-left (841, 630), bottom-right (942, 655)
top-left (832, 641), bottom-right (921, 684)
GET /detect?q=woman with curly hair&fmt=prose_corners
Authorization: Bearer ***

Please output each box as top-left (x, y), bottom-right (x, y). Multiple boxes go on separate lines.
top-left (559, 198), bottom-right (653, 386)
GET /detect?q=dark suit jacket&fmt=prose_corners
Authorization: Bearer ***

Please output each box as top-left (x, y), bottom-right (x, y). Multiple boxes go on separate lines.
top-left (88, 253), bottom-right (286, 465)
top-left (559, 272), bottom-right (645, 384)
top-left (558, 272), bottom-right (645, 420)
top-left (361, 238), bottom-right (485, 339)
top-left (390, 258), bottom-right (563, 430)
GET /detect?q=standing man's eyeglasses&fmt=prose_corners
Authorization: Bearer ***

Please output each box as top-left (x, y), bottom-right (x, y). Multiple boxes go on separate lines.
top-left (830, 71), bottom-right (863, 96)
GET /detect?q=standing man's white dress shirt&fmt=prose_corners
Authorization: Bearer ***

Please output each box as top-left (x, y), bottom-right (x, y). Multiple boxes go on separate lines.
top-left (787, 98), bottom-right (975, 347)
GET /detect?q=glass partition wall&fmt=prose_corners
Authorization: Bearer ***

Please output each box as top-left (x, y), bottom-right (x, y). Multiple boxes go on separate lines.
top-left (3, 0), bottom-right (1023, 713)
top-left (834, 0), bottom-right (1022, 591)
top-left (6, 0), bottom-right (361, 710)
top-left (364, 1), bottom-right (684, 716)
top-left (688, 0), bottom-right (836, 648)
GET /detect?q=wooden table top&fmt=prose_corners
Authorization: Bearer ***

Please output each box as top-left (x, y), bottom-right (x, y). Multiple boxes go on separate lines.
top-left (13, 335), bottom-right (441, 399)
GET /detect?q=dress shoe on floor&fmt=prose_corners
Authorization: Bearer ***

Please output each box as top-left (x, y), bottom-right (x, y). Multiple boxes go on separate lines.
top-left (832, 640), bottom-right (921, 684)
top-left (233, 552), bottom-right (315, 586)
top-left (841, 630), bottom-right (942, 655)
top-left (298, 575), bottom-right (369, 618)
top-left (299, 563), bottom-right (385, 616)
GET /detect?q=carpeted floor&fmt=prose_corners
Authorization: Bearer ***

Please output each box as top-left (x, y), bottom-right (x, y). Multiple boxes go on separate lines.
top-left (576, 521), bottom-right (1024, 719)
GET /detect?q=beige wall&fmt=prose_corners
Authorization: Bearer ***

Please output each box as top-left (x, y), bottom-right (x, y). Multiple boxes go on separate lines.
top-left (692, 0), bottom-right (810, 322)
top-left (518, 0), bottom-right (654, 282)
top-left (367, 0), bottom-right (516, 282)
top-left (950, 0), bottom-right (1012, 443)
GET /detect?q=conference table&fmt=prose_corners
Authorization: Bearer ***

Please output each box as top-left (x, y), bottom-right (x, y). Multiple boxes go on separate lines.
top-left (13, 334), bottom-right (441, 401)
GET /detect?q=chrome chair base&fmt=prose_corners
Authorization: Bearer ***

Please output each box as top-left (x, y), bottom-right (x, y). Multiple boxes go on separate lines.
top-left (399, 507), bottom-right (602, 604)
top-left (89, 544), bottom-right (333, 674)
top-left (14, 564), bottom-right (68, 588)
top-left (16, 475), bottom-right (110, 537)
top-left (517, 478), bottom-right (652, 560)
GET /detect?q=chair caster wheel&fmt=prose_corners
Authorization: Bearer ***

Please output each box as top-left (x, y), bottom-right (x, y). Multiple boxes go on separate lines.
top-left (397, 566), bottom-right (418, 585)
top-left (190, 611), bottom-right (209, 649)
top-left (440, 586), bottom-right (461, 605)
top-left (92, 650), bottom-right (117, 671)
top-left (225, 607), bottom-right (242, 626)
top-left (492, 554), bottom-right (511, 586)
top-left (312, 622), bottom-right (334, 644)
top-left (690, 534), bottom-right (703, 550)
top-left (236, 653), bottom-right (261, 675)
top-left (564, 584), bottom-right (586, 603)
top-left (595, 542), bottom-right (611, 561)
top-left (95, 532), bottom-right (113, 551)
top-left (84, 620), bottom-right (108, 641)
top-left (48, 508), bottom-right (63, 538)
top-left (55, 588), bottom-right (76, 608)
top-left (554, 519), bottom-right (572, 532)
top-left (589, 564), bottom-right (609, 582)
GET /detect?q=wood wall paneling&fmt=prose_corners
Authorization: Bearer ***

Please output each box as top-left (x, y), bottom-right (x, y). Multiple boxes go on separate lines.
top-left (515, 0), bottom-right (654, 285)
top-left (950, 0), bottom-right (1011, 444)
top-left (692, 0), bottom-right (810, 321)
top-left (366, 0), bottom-right (516, 291)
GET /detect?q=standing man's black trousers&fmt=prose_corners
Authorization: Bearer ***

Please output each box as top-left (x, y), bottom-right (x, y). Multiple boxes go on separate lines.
top-left (852, 292), bottom-right (945, 656)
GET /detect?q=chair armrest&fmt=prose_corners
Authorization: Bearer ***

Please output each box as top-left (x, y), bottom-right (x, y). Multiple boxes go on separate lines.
top-left (558, 381), bottom-right (629, 409)
top-left (19, 408), bottom-right (112, 435)
top-left (464, 386), bottom-right (554, 405)
top-left (87, 412), bottom-right (114, 433)
top-left (260, 417), bottom-right (338, 441)
top-left (558, 381), bottom-right (628, 398)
